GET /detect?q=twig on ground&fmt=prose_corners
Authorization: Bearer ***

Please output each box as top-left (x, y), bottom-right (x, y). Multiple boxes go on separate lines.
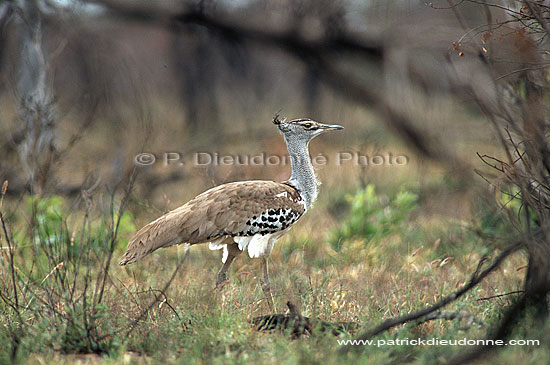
top-left (341, 240), bottom-right (523, 352)
top-left (446, 294), bottom-right (529, 365)
top-left (411, 310), bottom-right (484, 329)
top-left (477, 290), bottom-right (524, 301)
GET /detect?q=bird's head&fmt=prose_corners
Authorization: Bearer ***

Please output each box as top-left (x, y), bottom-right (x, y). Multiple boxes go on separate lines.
top-left (272, 115), bottom-right (343, 142)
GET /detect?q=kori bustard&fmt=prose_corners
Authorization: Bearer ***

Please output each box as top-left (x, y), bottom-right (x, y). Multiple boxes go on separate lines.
top-left (120, 116), bottom-right (343, 301)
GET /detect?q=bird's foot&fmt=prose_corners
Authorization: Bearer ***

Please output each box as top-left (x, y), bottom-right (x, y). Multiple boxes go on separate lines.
top-left (215, 279), bottom-right (230, 291)
top-left (215, 270), bottom-right (230, 289)
top-left (261, 279), bottom-right (276, 312)
top-left (260, 278), bottom-right (271, 293)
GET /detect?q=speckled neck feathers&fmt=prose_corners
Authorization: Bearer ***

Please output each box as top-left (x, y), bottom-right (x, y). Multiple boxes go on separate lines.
top-left (284, 134), bottom-right (319, 210)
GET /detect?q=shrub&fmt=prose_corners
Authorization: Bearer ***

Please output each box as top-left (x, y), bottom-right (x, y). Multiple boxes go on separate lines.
top-left (330, 184), bottom-right (418, 251)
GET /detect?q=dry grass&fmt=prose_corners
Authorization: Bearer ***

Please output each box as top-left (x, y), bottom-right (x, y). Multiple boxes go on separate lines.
top-left (0, 100), bottom-right (546, 364)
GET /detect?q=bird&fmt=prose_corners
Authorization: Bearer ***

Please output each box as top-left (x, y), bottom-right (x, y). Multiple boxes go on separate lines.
top-left (119, 115), bottom-right (343, 305)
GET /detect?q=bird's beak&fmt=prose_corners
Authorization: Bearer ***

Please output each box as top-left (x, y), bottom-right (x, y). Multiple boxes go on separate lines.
top-left (319, 123), bottom-right (344, 131)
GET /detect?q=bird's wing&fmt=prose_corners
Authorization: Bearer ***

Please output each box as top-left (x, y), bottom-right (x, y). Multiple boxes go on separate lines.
top-left (119, 180), bottom-right (305, 265)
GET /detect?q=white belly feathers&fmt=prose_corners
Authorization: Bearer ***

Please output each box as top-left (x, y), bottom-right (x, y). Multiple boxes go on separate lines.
top-left (208, 230), bottom-right (289, 263)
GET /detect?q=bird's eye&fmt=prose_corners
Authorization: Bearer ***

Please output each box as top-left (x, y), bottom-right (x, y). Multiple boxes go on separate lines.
top-left (303, 123), bottom-right (313, 129)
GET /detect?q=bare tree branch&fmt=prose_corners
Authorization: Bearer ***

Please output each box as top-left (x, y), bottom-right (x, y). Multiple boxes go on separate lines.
top-left (341, 240), bottom-right (523, 352)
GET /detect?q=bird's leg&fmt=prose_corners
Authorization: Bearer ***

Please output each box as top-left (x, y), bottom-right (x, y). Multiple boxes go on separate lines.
top-left (260, 257), bottom-right (276, 312)
top-left (216, 255), bottom-right (235, 287)
top-left (216, 244), bottom-right (241, 287)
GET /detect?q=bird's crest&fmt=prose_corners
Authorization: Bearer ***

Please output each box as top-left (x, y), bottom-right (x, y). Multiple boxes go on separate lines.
top-left (273, 113), bottom-right (290, 133)
top-left (272, 112), bottom-right (286, 125)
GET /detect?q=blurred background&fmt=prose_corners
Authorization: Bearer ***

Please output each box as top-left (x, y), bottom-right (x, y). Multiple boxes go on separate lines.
top-left (0, 0), bottom-right (509, 210)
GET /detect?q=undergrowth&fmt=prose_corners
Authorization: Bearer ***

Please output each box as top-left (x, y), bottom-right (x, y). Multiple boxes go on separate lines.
top-left (0, 182), bottom-right (542, 364)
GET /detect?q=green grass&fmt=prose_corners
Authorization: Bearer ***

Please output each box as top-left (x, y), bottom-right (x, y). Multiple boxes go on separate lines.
top-left (0, 181), bottom-right (544, 364)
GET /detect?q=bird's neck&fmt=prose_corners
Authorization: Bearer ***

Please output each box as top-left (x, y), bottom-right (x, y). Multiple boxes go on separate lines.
top-left (284, 136), bottom-right (319, 210)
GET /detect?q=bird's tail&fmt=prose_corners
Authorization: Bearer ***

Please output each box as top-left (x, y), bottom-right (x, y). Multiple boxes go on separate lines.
top-left (119, 217), bottom-right (183, 265)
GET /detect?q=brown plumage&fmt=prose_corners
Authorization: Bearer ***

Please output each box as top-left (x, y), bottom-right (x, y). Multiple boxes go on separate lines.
top-left (119, 180), bottom-right (304, 266)
top-left (120, 117), bottom-right (343, 309)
